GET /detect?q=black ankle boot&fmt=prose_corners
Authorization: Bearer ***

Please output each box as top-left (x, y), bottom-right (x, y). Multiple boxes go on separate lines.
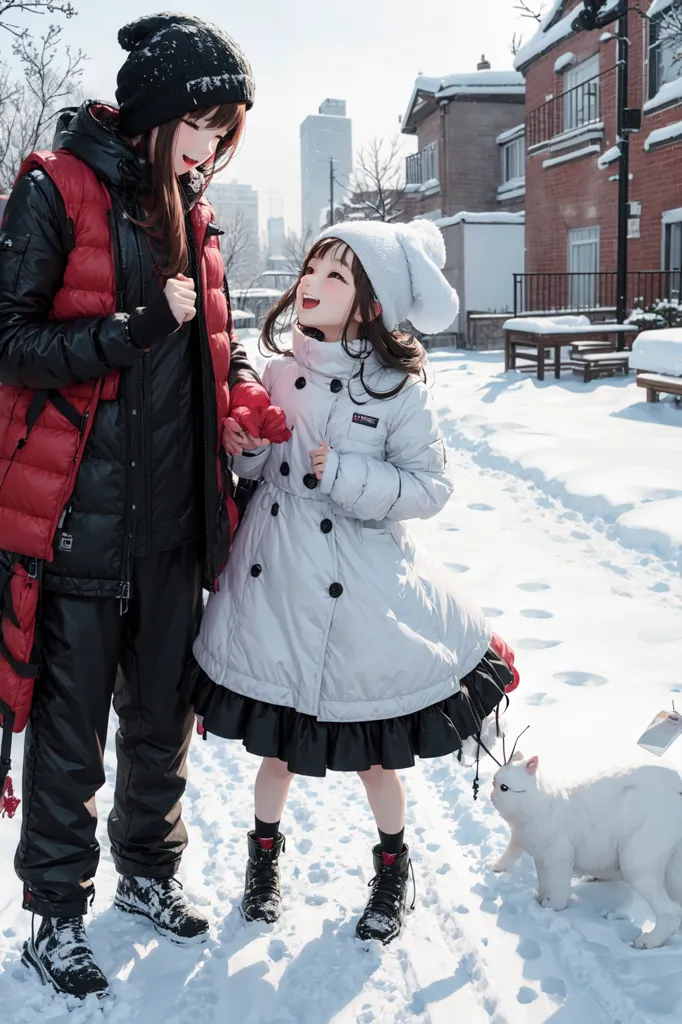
top-left (355, 844), bottom-right (414, 945)
top-left (114, 875), bottom-right (209, 945)
top-left (242, 831), bottom-right (286, 923)
top-left (21, 916), bottom-right (110, 1000)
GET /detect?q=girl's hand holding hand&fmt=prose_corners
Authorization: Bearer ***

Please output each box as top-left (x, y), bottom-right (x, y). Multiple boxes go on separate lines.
top-left (310, 440), bottom-right (331, 480)
top-left (164, 274), bottom-right (197, 325)
top-left (223, 417), bottom-right (270, 456)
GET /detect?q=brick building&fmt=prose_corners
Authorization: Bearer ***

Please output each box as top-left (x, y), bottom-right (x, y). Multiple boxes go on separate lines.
top-left (400, 60), bottom-right (527, 219)
top-left (516, 0), bottom-right (682, 313)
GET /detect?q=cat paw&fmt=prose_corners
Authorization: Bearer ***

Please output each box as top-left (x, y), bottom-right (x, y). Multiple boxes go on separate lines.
top-left (539, 896), bottom-right (568, 911)
top-left (632, 932), bottom-right (663, 950)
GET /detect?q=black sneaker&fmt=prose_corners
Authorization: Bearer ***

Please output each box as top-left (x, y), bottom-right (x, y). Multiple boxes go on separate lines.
top-left (114, 875), bottom-right (209, 945)
top-left (21, 916), bottom-right (110, 1000)
top-left (355, 844), bottom-right (415, 945)
top-left (242, 831), bottom-right (286, 923)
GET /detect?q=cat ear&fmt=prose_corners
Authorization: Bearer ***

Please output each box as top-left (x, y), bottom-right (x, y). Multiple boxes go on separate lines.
top-left (511, 751), bottom-right (524, 763)
top-left (526, 755), bottom-right (539, 775)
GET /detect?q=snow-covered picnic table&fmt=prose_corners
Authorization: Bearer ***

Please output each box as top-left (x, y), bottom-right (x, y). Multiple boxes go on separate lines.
top-left (502, 315), bottom-right (638, 381)
top-left (630, 328), bottom-right (682, 402)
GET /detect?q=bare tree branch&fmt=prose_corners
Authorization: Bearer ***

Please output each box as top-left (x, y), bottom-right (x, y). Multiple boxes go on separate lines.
top-left (282, 230), bottom-right (313, 275)
top-left (0, 0), bottom-right (75, 39)
top-left (510, 31), bottom-right (524, 56)
top-left (334, 137), bottom-right (408, 225)
top-left (219, 208), bottom-right (262, 288)
top-left (656, 0), bottom-right (682, 63)
top-left (514, 1), bottom-right (544, 21)
top-left (0, 1), bottom-right (82, 191)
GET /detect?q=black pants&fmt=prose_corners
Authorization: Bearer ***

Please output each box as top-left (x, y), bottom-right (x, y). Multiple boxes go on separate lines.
top-left (15, 546), bottom-right (201, 918)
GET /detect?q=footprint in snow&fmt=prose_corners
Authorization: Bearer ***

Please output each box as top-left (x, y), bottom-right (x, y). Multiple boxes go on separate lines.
top-left (468, 503), bottom-right (495, 512)
top-left (446, 562), bottom-right (470, 574)
top-left (525, 692), bottom-right (557, 706)
top-left (482, 606), bottom-right (504, 618)
top-left (517, 638), bottom-right (561, 651)
top-left (268, 938), bottom-right (289, 962)
top-left (517, 987), bottom-right (538, 1004)
top-left (517, 938), bottom-right (542, 960)
top-left (517, 582), bottom-right (551, 593)
top-left (541, 977), bottom-right (567, 998)
top-left (520, 609), bottom-right (554, 619)
top-left (651, 581), bottom-right (670, 593)
top-left (554, 671), bottom-right (608, 687)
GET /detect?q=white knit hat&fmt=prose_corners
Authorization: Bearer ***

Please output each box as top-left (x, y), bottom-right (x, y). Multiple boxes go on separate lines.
top-left (316, 219), bottom-right (459, 334)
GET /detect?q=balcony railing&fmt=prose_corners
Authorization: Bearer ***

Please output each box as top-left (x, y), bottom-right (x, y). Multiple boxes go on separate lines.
top-left (405, 141), bottom-right (439, 187)
top-left (527, 72), bottom-right (609, 150)
top-left (513, 271), bottom-right (682, 317)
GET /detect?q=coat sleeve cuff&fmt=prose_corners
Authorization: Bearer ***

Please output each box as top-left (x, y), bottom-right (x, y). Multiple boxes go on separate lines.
top-left (319, 449), bottom-right (340, 495)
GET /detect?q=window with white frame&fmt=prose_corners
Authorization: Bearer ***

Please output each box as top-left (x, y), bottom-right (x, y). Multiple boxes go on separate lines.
top-left (648, 9), bottom-right (682, 101)
top-left (563, 54), bottom-right (600, 132)
top-left (568, 226), bottom-right (600, 308)
top-left (663, 209), bottom-right (682, 301)
top-left (501, 136), bottom-right (525, 183)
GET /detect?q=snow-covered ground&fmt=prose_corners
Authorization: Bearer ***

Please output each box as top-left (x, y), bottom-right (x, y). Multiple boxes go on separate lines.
top-left (1, 348), bottom-right (681, 1023)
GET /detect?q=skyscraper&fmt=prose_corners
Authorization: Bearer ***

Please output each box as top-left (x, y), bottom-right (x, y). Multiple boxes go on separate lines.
top-left (300, 99), bottom-right (352, 241)
top-left (267, 216), bottom-right (286, 258)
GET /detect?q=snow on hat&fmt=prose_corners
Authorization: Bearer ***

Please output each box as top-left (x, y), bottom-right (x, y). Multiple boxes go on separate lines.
top-left (316, 219), bottom-right (459, 334)
top-left (116, 13), bottom-right (254, 138)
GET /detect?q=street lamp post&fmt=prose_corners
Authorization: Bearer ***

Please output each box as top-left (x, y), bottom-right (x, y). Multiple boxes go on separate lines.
top-left (572, 0), bottom-right (641, 332)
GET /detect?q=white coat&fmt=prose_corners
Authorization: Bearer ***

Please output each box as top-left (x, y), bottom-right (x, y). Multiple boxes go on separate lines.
top-left (194, 326), bottom-right (490, 723)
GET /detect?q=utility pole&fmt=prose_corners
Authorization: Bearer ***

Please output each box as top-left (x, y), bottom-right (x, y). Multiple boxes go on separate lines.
top-left (572, 0), bottom-right (641, 335)
top-left (615, 8), bottom-right (629, 326)
top-left (329, 157), bottom-right (335, 227)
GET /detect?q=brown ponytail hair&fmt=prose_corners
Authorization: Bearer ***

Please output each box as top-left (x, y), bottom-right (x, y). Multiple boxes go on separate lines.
top-left (135, 102), bottom-right (246, 278)
top-left (262, 238), bottom-right (427, 400)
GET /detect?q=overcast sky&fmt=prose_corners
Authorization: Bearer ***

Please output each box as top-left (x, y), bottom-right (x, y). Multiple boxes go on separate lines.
top-left (23, 0), bottom-right (536, 235)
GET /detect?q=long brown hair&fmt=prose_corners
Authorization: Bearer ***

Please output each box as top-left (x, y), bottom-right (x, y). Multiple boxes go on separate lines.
top-left (135, 103), bottom-right (246, 277)
top-left (262, 238), bottom-right (426, 400)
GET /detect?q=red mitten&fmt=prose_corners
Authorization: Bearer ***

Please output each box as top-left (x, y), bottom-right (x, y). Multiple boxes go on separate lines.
top-left (490, 633), bottom-right (520, 694)
top-left (230, 381), bottom-right (269, 438)
top-left (259, 406), bottom-right (292, 444)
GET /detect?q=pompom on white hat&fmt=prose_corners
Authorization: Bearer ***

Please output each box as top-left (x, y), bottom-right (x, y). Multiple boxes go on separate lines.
top-left (316, 219), bottom-right (459, 334)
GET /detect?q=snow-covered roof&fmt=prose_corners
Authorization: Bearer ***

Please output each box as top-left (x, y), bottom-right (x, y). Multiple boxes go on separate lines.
top-left (402, 70), bottom-right (525, 133)
top-left (437, 211), bottom-right (525, 228)
top-left (554, 51), bottom-right (577, 73)
top-left (597, 144), bottom-right (621, 169)
top-left (513, 0), bottom-right (622, 71)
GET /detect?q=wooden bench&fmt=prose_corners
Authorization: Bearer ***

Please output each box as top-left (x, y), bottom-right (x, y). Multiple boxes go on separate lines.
top-left (571, 351), bottom-right (630, 383)
top-left (504, 323), bottom-right (637, 381)
top-left (636, 371), bottom-right (682, 403)
top-left (570, 339), bottom-right (615, 357)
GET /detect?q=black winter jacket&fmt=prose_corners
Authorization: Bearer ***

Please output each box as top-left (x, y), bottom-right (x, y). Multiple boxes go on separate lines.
top-left (0, 104), bottom-right (259, 597)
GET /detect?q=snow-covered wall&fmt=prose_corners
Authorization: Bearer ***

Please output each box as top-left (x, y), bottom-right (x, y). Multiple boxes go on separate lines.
top-left (462, 220), bottom-right (526, 316)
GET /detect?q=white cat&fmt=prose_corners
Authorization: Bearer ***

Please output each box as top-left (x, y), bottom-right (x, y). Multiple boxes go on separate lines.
top-left (490, 752), bottom-right (682, 948)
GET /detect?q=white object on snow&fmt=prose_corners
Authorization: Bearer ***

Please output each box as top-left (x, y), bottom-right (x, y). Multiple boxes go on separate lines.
top-left (437, 211), bottom-right (525, 228)
top-left (598, 144), bottom-right (621, 169)
top-left (645, 119), bottom-right (682, 150)
top-left (491, 755), bottom-right (682, 948)
top-left (554, 52), bottom-right (577, 74)
top-left (503, 315), bottom-right (636, 336)
top-left (643, 76), bottom-right (682, 114)
top-left (630, 328), bottom-right (682, 376)
top-left (600, 31), bottom-right (614, 41)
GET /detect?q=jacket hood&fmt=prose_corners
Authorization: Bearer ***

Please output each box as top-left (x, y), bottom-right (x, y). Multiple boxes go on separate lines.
top-left (53, 101), bottom-right (205, 207)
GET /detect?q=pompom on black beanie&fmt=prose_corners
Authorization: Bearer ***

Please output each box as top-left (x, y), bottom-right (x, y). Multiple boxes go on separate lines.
top-left (116, 12), bottom-right (255, 137)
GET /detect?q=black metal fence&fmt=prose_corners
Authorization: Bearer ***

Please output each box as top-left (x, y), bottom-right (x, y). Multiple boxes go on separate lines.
top-left (527, 71), bottom-right (609, 149)
top-left (513, 271), bottom-right (682, 317)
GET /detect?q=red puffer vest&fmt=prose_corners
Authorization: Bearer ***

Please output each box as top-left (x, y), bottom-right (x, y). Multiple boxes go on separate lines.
top-left (0, 150), bottom-right (236, 815)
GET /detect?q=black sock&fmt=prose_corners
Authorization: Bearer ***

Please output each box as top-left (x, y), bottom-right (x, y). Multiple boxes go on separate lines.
top-left (378, 827), bottom-right (405, 856)
top-left (255, 816), bottom-right (280, 848)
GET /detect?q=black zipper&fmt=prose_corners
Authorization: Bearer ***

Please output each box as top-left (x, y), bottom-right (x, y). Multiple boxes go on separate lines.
top-left (187, 225), bottom-right (217, 586)
top-left (109, 203), bottom-right (139, 614)
top-left (132, 208), bottom-right (150, 553)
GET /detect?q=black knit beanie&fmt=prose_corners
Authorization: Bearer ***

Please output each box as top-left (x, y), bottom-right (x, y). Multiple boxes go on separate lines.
top-left (116, 13), bottom-right (255, 137)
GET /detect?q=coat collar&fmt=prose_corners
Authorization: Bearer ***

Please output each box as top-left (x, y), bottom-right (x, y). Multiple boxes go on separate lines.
top-left (291, 324), bottom-right (381, 380)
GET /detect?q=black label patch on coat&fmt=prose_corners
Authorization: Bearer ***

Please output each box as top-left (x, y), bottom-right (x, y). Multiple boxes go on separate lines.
top-left (352, 413), bottom-right (379, 429)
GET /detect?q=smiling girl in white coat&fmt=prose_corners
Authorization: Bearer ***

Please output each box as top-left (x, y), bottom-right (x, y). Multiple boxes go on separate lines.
top-left (183, 219), bottom-right (520, 944)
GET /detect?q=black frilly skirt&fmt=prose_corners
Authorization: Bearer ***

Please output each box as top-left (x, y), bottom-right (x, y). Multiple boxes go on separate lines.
top-left (180, 647), bottom-right (513, 778)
